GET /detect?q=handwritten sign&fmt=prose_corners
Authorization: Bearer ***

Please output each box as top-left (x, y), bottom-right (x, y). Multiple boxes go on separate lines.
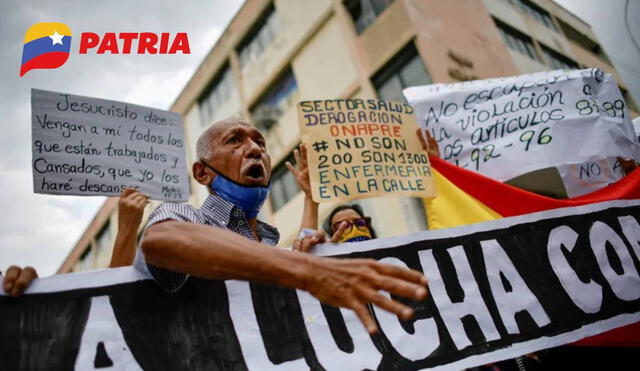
top-left (558, 157), bottom-right (625, 198)
top-left (31, 89), bottom-right (189, 201)
top-left (2, 200), bottom-right (640, 370)
top-left (404, 68), bottom-right (640, 181)
top-left (297, 99), bottom-right (436, 202)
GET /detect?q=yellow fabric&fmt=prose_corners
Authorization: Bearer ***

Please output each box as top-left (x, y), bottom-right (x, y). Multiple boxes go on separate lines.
top-left (425, 169), bottom-right (502, 230)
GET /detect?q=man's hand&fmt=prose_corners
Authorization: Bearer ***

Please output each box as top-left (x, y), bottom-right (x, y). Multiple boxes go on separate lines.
top-left (304, 256), bottom-right (428, 334)
top-left (118, 187), bottom-right (149, 230)
top-left (292, 223), bottom-right (348, 252)
top-left (2, 265), bottom-right (38, 297)
top-left (417, 128), bottom-right (440, 158)
top-left (285, 144), bottom-right (311, 197)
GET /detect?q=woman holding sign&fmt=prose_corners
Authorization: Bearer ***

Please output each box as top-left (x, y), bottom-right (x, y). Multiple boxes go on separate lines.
top-left (286, 129), bottom-right (438, 250)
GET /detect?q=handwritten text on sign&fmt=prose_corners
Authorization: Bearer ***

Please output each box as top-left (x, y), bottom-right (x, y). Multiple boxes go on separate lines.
top-left (404, 69), bottom-right (640, 181)
top-left (297, 99), bottom-right (437, 202)
top-left (31, 89), bottom-right (189, 201)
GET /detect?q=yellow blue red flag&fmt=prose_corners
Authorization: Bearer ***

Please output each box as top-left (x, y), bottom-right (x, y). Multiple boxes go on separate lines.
top-left (20, 23), bottom-right (72, 76)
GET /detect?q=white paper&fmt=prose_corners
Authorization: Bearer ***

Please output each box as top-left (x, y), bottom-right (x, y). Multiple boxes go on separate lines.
top-left (558, 156), bottom-right (625, 197)
top-left (31, 88), bottom-right (189, 201)
top-left (404, 68), bottom-right (640, 181)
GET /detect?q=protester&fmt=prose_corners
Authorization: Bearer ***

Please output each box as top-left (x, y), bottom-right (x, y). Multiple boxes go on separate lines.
top-left (286, 129), bottom-right (437, 248)
top-left (2, 187), bottom-right (148, 297)
top-left (135, 117), bottom-right (428, 334)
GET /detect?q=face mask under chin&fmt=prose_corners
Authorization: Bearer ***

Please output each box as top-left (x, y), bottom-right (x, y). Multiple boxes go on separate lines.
top-left (202, 161), bottom-right (270, 219)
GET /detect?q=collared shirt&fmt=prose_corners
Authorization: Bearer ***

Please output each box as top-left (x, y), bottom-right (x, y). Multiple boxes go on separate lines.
top-left (134, 193), bottom-right (279, 292)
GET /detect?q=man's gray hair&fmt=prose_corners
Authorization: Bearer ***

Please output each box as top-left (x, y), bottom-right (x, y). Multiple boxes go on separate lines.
top-left (195, 117), bottom-right (250, 161)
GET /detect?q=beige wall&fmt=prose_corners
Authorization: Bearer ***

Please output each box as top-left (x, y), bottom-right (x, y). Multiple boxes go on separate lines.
top-left (408, 0), bottom-right (519, 82)
top-left (509, 50), bottom-right (548, 74)
top-left (241, 0), bottom-right (333, 104)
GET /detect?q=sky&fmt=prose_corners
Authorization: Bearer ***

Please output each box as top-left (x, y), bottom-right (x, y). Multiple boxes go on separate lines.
top-left (554, 0), bottom-right (640, 103)
top-left (0, 0), bottom-right (638, 277)
top-left (0, 0), bottom-right (244, 276)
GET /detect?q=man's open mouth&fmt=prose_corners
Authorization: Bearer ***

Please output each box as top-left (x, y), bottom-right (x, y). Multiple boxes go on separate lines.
top-left (245, 164), bottom-right (265, 181)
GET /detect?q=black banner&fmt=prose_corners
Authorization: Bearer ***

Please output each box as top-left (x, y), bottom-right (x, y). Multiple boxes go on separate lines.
top-left (1, 201), bottom-right (639, 370)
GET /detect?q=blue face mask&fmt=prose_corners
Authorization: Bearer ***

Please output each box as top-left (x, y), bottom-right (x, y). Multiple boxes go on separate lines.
top-left (202, 161), bottom-right (270, 219)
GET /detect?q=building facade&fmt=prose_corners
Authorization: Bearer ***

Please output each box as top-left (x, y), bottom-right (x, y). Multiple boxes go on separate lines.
top-left (58, 0), bottom-right (637, 273)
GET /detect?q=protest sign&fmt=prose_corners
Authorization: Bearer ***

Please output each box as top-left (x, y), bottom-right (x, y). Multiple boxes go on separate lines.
top-left (557, 157), bottom-right (626, 198)
top-left (31, 89), bottom-right (189, 201)
top-left (404, 68), bottom-right (640, 181)
top-left (633, 117), bottom-right (640, 143)
top-left (2, 200), bottom-right (639, 370)
top-left (297, 99), bottom-right (437, 202)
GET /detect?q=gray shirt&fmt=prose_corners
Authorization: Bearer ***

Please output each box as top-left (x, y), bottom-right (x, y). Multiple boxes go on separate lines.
top-left (134, 193), bottom-right (280, 292)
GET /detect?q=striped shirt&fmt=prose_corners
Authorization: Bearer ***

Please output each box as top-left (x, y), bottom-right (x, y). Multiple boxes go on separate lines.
top-left (134, 193), bottom-right (279, 292)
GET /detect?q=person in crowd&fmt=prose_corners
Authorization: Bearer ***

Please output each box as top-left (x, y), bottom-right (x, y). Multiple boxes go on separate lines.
top-left (286, 129), bottom-right (438, 249)
top-left (134, 117), bottom-right (428, 334)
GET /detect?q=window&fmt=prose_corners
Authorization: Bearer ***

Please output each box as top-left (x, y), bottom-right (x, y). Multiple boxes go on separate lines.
top-left (344, 0), bottom-right (396, 34)
top-left (540, 45), bottom-right (579, 70)
top-left (495, 21), bottom-right (541, 62)
top-left (514, 0), bottom-right (557, 31)
top-left (95, 222), bottom-right (112, 254)
top-left (237, 4), bottom-right (280, 68)
top-left (250, 68), bottom-right (298, 131)
top-left (557, 20), bottom-right (611, 63)
top-left (372, 43), bottom-right (431, 103)
top-left (76, 246), bottom-right (93, 272)
top-left (199, 65), bottom-right (237, 127)
top-left (270, 152), bottom-right (299, 212)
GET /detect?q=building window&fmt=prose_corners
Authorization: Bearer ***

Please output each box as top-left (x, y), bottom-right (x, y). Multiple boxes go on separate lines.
top-left (557, 20), bottom-right (611, 63)
top-left (344, 0), bottom-right (396, 34)
top-left (76, 246), bottom-right (93, 272)
top-left (250, 68), bottom-right (298, 131)
top-left (495, 21), bottom-right (541, 62)
top-left (199, 65), bottom-right (236, 127)
top-left (270, 152), bottom-right (299, 212)
top-left (372, 43), bottom-right (431, 103)
top-left (540, 45), bottom-right (579, 70)
top-left (95, 222), bottom-right (112, 254)
top-left (237, 3), bottom-right (280, 69)
top-left (514, 0), bottom-right (557, 31)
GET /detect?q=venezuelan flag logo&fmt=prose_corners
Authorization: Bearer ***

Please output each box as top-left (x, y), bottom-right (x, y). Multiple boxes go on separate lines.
top-left (20, 23), bottom-right (72, 77)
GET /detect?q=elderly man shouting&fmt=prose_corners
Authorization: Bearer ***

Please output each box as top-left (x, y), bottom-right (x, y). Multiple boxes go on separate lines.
top-left (136, 117), bottom-right (428, 334)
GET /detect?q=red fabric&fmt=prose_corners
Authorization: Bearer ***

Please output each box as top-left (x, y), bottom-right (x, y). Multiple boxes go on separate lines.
top-left (429, 157), bottom-right (640, 347)
top-left (430, 157), bottom-right (640, 216)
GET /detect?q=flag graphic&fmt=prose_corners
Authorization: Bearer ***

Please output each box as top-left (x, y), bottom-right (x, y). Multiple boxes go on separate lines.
top-left (425, 156), bottom-right (640, 347)
top-left (20, 23), bottom-right (72, 77)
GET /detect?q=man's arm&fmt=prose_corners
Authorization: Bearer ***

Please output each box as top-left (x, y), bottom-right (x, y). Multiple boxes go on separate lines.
top-left (141, 220), bottom-right (428, 334)
top-left (110, 188), bottom-right (148, 268)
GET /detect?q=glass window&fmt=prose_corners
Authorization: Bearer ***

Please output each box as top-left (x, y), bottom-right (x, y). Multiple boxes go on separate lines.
top-left (199, 65), bottom-right (237, 127)
top-left (76, 246), bottom-right (93, 272)
top-left (514, 0), bottom-right (558, 31)
top-left (495, 21), bottom-right (542, 62)
top-left (95, 222), bottom-right (112, 254)
top-left (344, 0), bottom-right (397, 34)
top-left (373, 43), bottom-right (431, 103)
top-left (270, 153), bottom-right (300, 212)
top-left (250, 68), bottom-right (299, 131)
top-left (540, 45), bottom-right (579, 70)
top-left (237, 4), bottom-right (280, 68)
